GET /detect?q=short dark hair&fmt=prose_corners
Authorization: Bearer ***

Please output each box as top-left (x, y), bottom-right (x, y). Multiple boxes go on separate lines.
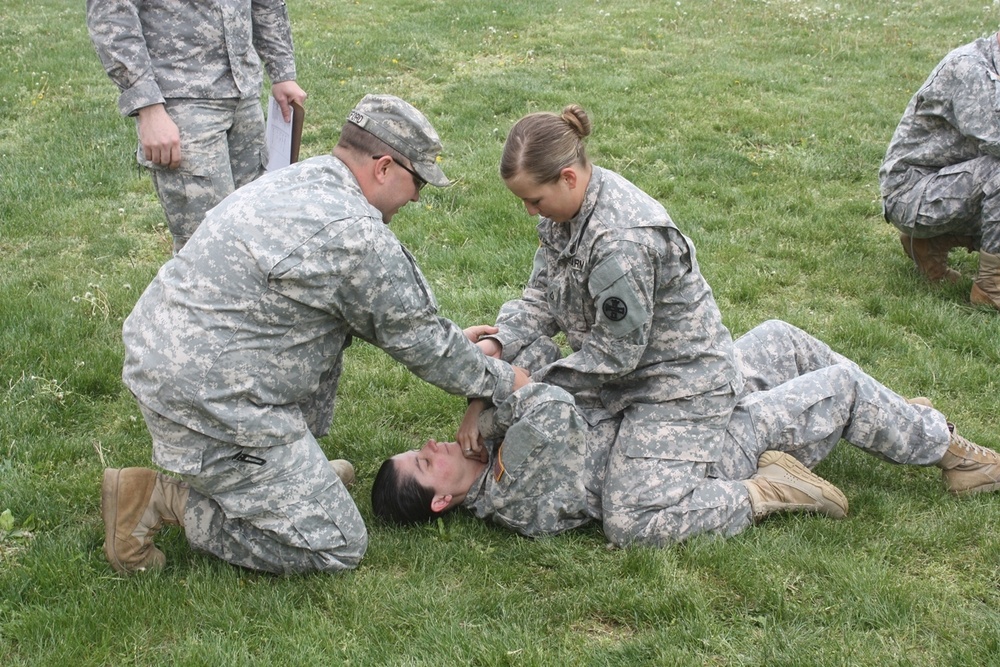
top-left (336, 122), bottom-right (408, 165)
top-left (371, 457), bottom-right (440, 525)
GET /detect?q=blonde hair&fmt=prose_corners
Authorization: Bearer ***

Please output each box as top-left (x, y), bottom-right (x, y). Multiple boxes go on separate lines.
top-left (500, 105), bottom-right (592, 184)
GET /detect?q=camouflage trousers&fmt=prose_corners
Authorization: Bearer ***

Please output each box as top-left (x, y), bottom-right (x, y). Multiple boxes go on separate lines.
top-left (137, 96), bottom-right (267, 254)
top-left (883, 155), bottom-right (1000, 253)
top-left (138, 403), bottom-right (367, 574)
top-left (721, 320), bottom-right (950, 478)
top-left (600, 320), bottom-right (951, 548)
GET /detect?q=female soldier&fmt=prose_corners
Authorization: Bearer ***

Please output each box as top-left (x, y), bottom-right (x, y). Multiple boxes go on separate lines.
top-left (470, 105), bottom-right (749, 546)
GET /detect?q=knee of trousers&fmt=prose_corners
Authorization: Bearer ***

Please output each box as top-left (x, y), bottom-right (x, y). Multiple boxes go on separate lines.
top-left (309, 531), bottom-right (369, 573)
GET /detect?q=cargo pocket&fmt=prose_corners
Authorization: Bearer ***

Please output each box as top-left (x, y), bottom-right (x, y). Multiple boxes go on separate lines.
top-left (151, 439), bottom-right (205, 476)
top-left (608, 403), bottom-right (724, 510)
top-left (142, 146), bottom-right (224, 240)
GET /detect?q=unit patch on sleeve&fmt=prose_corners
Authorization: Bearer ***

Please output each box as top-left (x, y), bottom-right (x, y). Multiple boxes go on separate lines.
top-left (602, 297), bottom-right (628, 321)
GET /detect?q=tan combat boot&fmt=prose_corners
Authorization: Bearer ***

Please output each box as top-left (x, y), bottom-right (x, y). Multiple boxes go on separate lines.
top-left (936, 423), bottom-right (1000, 495)
top-left (899, 233), bottom-right (975, 283)
top-left (970, 251), bottom-right (1000, 311)
top-left (745, 451), bottom-right (849, 521)
top-left (329, 459), bottom-right (355, 489)
top-left (102, 467), bottom-right (188, 574)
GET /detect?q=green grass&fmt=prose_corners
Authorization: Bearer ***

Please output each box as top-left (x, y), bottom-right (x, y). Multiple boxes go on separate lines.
top-left (3, 0), bottom-right (1000, 664)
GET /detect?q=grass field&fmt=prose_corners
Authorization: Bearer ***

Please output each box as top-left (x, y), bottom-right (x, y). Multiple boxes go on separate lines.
top-left (2, 0), bottom-right (1000, 664)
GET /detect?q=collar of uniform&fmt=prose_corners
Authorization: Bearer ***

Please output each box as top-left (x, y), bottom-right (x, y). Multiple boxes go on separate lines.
top-left (561, 165), bottom-right (604, 260)
top-left (461, 460), bottom-right (492, 509)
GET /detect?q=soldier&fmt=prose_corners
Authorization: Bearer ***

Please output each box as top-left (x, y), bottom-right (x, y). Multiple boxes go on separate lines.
top-left (879, 31), bottom-right (1000, 309)
top-left (86, 0), bottom-right (308, 254)
top-left (469, 104), bottom-right (745, 546)
top-left (101, 95), bottom-right (530, 575)
top-left (372, 321), bottom-right (1000, 541)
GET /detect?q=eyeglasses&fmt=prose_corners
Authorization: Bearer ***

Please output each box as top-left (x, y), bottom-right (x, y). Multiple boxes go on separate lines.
top-left (372, 155), bottom-right (426, 192)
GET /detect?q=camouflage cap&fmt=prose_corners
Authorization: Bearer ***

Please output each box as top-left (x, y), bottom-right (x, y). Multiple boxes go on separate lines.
top-left (347, 94), bottom-right (450, 187)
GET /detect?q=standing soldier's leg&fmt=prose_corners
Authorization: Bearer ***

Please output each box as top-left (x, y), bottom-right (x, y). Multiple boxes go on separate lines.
top-left (138, 99), bottom-right (240, 254)
top-left (227, 95), bottom-right (268, 190)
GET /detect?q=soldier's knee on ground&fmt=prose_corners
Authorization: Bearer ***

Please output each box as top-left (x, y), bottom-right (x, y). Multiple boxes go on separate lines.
top-left (311, 531), bottom-right (368, 573)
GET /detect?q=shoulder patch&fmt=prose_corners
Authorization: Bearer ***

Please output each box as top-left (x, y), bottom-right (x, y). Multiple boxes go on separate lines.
top-left (602, 297), bottom-right (628, 322)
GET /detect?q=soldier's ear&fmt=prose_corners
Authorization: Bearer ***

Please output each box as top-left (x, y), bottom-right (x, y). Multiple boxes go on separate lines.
top-left (431, 494), bottom-right (452, 513)
top-left (372, 154), bottom-right (393, 184)
top-left (560, 166), bottom-right (578, 189)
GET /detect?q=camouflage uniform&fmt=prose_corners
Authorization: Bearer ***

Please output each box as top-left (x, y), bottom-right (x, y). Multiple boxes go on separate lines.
top-left (464, 322), bottom-right (950, 541)
top-left (86, 0), bottom-right (299, 251)
top-left (480, 166), bottom-right (746, 544)
top-left (123, 154), bottom-right (516, 573)
top-left (718, 320), bottom-right (949, 481)
top-left (486, 165), bottom-right (744, 546)
top-left (879, 32), bottom-right (1000, 252)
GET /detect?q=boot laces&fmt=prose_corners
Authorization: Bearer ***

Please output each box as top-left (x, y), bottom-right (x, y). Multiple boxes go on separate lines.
top-left (949, 424), bottom-right (993, 459)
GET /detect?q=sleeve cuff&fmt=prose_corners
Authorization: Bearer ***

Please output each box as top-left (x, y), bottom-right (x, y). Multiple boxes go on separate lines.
top-left (485, 356), bottom-right (515, 405)
top-left (118, 80), bottom-right (165, 117)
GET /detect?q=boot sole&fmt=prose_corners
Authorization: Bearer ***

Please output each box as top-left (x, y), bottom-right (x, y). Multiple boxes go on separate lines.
top-left (101, 468), bottom-right (127, 573)
top-left (947, 480), bottom-right (1000, 496)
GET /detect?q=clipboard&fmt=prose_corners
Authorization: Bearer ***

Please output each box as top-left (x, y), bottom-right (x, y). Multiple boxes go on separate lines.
top-left (289, 100), bottom-right (304, 164)
top-left (265, 97), bottom-right (305, 171)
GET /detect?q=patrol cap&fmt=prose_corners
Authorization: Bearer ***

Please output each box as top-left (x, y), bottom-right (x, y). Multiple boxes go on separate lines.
top-left (346, 94), bottom-right (450, 187)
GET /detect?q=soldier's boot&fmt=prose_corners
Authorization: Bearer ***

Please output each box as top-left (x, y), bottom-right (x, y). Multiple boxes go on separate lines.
top-left (908, 397), bottom-right (934, 408)
top-left (329, 459), bottom-right (355, 489)
top-left (102, 467), bottom-right (188, 574)
top-left (899, 233), bottom-right (974, 283)
top-left (745, 451), bottom-right (849, 521)
top-left (970, 251), bottom-right (1000, 311)
top-left (936, 423), bottom-right (1000, 495)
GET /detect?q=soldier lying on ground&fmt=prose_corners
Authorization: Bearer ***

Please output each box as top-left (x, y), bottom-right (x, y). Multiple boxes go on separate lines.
top-left (373, 320), bottom-right (1000, 542)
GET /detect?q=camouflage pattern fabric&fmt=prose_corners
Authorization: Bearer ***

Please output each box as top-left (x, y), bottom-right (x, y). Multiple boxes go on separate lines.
top-left (481, 165), bottom-right (746, 544)
top-left (719, 320), bottom-right (951, 480)
top-left (463, 321), bottom-right (951, 544)
top-left (86, 0), bottom-right (297, 116)
top-left (464, 338), bottom-right (615, 537)
top-left (879, 33), bottom-right (1000, 252)
top-left (489, 165), bottom-right (741, 416)
top-left (86, 0), bottom-right (298, 251)
top-left (123, 154), bottom-right (517, 570)
top-left (138, 402), bottom-right (366, 574)
top-left (124, 154), bottom-right (515, 448)
top-left (144, 97), bottom-right (267, 252)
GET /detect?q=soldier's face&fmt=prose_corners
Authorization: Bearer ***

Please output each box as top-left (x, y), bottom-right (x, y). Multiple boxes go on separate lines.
top-left (392, 439), bottom-right (481, 508)
top-left (373, 156), bottom-right (422, 223)
top-left (504, 169), bottom-right (584, 223)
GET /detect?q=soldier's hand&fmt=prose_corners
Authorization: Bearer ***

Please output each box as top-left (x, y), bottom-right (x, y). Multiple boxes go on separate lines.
top-left (476, 337), bottom-right (502, 358)
top-left (457, 399), bottom-right (486, 458)
top-left (271, 80), bottom-right (307, 122)
top-left (512, 365), bottom-right (531, 391)
top-left (137, 104), bottom-right (181, 168)
top-left (463, 324), bottom-right (497, 342)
